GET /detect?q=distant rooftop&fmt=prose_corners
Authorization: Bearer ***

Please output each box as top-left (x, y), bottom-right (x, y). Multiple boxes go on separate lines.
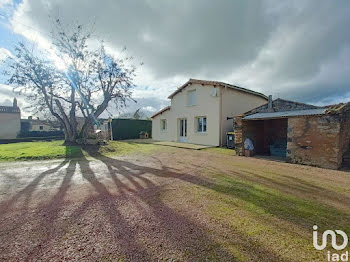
top-left (0, 105), bottom-right (20, 114)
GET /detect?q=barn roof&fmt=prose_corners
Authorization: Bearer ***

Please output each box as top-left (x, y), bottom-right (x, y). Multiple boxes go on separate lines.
top-left (243, 108), bottom-right (327, 120)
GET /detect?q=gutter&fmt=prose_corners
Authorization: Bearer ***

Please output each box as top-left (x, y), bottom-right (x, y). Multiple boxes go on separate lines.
top-left (219, 87), bottom-right (223, 147)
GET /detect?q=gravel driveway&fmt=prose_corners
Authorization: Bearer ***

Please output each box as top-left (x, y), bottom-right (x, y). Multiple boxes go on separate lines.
top-left (1, 148), bottom-right (349, 262)
top-left (0, 149), bottom-right (235, 261)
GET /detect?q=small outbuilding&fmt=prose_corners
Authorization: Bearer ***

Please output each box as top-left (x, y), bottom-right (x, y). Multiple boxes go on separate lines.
top-left (234, 97), bottom-right (350, 170)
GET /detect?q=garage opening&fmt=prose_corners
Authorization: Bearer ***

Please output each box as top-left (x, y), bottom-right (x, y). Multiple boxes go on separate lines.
top-left (243, 118), bottom-right (288, 158)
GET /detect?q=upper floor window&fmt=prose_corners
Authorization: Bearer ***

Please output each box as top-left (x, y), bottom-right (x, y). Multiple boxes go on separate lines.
top-left (187, 89), bottom-right (196, 106)
top-left (197, 117), bottom-right (207, 133)
top-left (39, 125), bottom-right (43, 130)
top-left (160, 119), bottom-right (167, 131)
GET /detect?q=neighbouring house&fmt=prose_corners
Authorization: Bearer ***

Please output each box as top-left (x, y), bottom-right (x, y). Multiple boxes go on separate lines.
top-left (0, 98), bottom-right (21, 139)
top-left (234, 97), bottom-right (350, 169)
top-left (21, 116), bottom-right (62, 132)
top-left (151, 79), bottom-right (268, 146)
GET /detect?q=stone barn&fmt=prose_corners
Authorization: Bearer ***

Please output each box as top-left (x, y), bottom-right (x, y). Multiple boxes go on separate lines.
top-left (234, 97), bottom-right (350, 170)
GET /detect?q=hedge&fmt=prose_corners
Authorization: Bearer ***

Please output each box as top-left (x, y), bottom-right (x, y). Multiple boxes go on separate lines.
top-left (18, 131), bottom-right (64, 138)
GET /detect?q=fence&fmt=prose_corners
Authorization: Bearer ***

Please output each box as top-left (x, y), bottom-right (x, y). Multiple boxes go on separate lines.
top-left (111, 119), bottom-right (152, 140)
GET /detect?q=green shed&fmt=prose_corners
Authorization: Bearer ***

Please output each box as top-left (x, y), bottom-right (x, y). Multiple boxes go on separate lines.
top-left (111, 119), bottom-right (152, 140)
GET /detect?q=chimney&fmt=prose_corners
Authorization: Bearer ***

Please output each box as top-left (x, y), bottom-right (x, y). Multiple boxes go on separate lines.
top-left (13, 98), bottom-right (17, 108)
top-left (267, 95), bottom-right (273, 112)
top-left (28, 116), bottom-right (32, 120)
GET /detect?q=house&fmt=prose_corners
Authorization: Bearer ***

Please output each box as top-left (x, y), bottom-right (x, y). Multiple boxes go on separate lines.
top-left (0, 98), bottom-right (21, 139)
top-left (234, 97), bottom-right (350, 169)
top-left (151, 79), bottom-right (268, 146)
top-left (21, 116), bottom-right (62, 132)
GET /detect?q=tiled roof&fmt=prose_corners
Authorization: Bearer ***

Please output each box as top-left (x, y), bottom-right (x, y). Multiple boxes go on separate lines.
top-left (151, 106), bottom-right (171, 119)
top-left (243, 108), bottom-right (327, 120)
top-left (0, 106), bottom-right (20, 114)
top-left (21, 119), bottom-right (61, 127)
top-left (325, 102), bottom-right (350, 114)
top-left (168, 79), bottom-right (268, 100)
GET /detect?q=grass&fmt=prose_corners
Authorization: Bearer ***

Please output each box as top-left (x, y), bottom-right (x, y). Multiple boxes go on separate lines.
top-left (202, 147), bottom-right (236, 155)
top-left (0, 140), bottom-right (160, 161)
top-left (168, 159), bottom-right (350, 261)
top-left (0, 141), bottom-right (82, 161)
top-left (1, 141), bottom-right (349, 260)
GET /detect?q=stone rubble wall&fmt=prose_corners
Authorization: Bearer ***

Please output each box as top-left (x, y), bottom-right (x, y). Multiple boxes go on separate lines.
top-left (286, 115), bottom-right (343, 169)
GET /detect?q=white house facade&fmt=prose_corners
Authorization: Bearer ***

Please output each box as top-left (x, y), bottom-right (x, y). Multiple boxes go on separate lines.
top-left (151, 79), bottom-right (268, 146)
top-left (0, 98), bottom-right (21, 139)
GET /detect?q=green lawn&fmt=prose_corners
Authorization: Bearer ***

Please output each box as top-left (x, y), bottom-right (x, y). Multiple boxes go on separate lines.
top-left (202, 146), bottom-right (236, 155)
top-left (0, 140), bottom-right (160, 161)
top-left (163, 154), bottom-right (350, 261)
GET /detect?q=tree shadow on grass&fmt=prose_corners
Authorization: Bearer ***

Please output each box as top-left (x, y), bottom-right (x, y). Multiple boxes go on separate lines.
top-left (3, 144), bottom-right (344, 261)
top-left (21, 146), bottom-right (286, 261)
top-left (222, 168), bottom-right (350, 211)
top-left (1, 146), bottom-right (235, 261)
top-left (79, 148), bottom-right (294, 261)
top-left (89, 149), bottom-right (350, 233)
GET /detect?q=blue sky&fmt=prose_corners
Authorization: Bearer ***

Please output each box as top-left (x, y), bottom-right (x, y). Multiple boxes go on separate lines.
top-left (1, 0), bottom-right (350, 117)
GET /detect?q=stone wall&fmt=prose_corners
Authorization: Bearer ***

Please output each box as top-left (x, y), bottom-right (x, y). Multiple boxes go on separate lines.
top-left (338, 112), bottom-right (350, 159)
top-left (235, 109), bottom-right (350, 169)
top-left (233, 116), bottom-right (243, 155)
top-left (286, 115), bottom-right (343, 169)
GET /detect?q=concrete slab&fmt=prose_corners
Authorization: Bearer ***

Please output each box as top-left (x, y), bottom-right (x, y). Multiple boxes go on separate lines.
top-left (152, 141), bottom-right (214, 150)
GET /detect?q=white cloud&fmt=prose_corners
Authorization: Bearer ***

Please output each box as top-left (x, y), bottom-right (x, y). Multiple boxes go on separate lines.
top-left (6, 0), bottom-right (350, 116)
top-left (0, 0), bottom-right (12, 8)
top-left (0, 47), bottom-right (12, 62)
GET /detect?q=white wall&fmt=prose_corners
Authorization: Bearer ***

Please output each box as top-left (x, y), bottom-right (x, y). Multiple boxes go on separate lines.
top-left (152, 109), bottom-right (172, 141)
top-left (220, 88), bottom-right (267, 145)
top-left (0, 113), bottom-right (21, 139)
top-left (152, 83), bottom-right (267, 146)
top-left (152, 83), bottom-right (221, 146)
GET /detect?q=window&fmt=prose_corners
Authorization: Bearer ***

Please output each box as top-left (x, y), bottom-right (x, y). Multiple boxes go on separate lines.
top-left (197, 117), bottom-right (207, 133)
top-left (39, 125), bottom-right (43, 130)
top-left (187, 89), bottom-right (196, 106)
top-left (160, 119), bottom-right (167, 131)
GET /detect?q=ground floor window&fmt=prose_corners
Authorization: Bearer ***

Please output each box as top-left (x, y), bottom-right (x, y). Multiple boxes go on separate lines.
top-left (196, 117), bottom-right (207, 133)
top-left (160, 119), bottom-right (167, 131)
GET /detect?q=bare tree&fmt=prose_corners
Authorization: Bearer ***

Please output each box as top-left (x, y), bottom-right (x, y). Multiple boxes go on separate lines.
top-left (6, 19), bottom-right (137, 144)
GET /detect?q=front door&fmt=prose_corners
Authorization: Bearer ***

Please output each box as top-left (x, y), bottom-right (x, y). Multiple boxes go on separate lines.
top-left (179, 118), bottom-right (187, 142)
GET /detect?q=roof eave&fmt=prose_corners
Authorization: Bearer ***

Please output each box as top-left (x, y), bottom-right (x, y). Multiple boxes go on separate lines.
top-left (151, 106), bottom-right (171, 119)
top-left (167, 79), bottom-right (267, 100)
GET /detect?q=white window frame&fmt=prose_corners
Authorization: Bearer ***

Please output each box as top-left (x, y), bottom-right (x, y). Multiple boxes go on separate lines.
top-left (196, 116), bottom-right (207, 133)
top-left (187, 89), bottom-right (196, 106)
top-left (160, 119), bottom-right (167, 131)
